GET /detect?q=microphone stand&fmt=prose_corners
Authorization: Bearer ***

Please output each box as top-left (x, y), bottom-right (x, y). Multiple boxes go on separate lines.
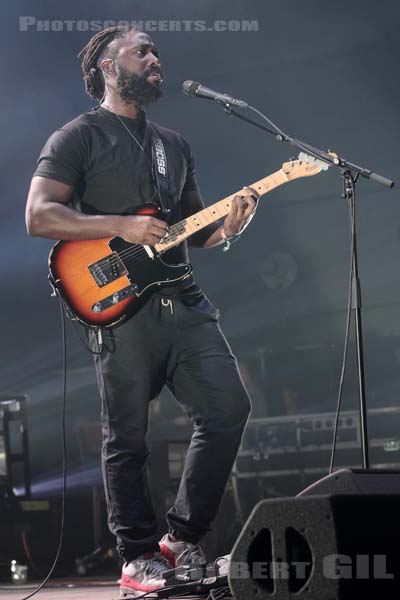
top-left (215, 99), bottom-right (394, 469)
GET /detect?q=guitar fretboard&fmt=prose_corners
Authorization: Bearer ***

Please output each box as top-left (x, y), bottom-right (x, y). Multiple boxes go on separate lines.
top-left (154, 168), bottom-right (289, 252)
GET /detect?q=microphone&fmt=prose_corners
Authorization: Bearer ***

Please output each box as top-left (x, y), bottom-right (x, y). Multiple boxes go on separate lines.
top-left (182, 80), bottom-right (248, 108)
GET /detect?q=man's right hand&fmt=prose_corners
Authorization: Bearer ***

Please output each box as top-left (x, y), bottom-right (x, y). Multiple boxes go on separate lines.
top-left (118, 215), bottom-right (169, 245)
top-left (26, 177), bottom-right (170, 244)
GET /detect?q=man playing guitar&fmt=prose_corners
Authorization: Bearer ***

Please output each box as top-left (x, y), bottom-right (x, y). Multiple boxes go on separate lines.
top-left (26, 25), bottom-right (257, 598)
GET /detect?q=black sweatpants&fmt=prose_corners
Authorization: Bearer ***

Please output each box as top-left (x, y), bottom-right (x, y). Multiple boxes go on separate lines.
top-left (90, 294), bottom-right (251, 562)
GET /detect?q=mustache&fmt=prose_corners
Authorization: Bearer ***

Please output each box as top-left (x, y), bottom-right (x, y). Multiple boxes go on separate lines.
top-left (145, 67), bottom-right (164, 79)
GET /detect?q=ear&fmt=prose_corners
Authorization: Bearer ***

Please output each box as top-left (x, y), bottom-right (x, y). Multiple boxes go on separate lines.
top-left (100, 58), bottom-right (115, 76)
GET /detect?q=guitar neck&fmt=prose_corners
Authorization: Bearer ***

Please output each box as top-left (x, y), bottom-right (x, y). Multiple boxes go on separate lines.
top-left (154, 167), bottom-right (289, 253)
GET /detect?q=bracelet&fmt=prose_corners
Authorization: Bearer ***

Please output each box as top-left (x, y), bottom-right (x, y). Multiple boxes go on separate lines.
top-left (220, 227), bottom-right (241, 252)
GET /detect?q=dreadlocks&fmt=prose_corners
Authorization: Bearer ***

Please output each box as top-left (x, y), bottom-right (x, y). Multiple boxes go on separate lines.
top-left (78, 25), bottom-right (138, 101)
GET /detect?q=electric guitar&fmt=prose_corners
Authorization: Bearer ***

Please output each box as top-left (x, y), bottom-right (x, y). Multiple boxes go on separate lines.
top-left (48, 153), bottom-right (329, 329)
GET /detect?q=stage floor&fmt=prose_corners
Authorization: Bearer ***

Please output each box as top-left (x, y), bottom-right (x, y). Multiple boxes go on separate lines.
top-left (0, 577), bottom-right (230, 599)
top-left (0, 578), bottom-right (119, 600)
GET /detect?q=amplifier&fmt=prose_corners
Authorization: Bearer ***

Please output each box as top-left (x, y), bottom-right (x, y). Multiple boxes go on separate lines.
top-left (235, 406), bottom-right (400, 478)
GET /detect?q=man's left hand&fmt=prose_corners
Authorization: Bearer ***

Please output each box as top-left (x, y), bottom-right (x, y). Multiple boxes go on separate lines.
top-left (223, 186), bottom-right (259, 237)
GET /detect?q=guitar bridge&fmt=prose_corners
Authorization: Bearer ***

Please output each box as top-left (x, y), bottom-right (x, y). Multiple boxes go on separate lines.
top-left (88, 253), bottom-right (127, 287)
top-left (92, 284), bottom-right (138, 313)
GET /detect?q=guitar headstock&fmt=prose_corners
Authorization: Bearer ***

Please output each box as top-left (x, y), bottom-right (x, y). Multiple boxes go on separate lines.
top-left (281, 152), bottom-right (331, 181)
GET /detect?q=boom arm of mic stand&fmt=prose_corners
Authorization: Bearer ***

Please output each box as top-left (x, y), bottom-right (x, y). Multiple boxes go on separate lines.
top-left (290, 137), bottom-right (395, 188)
top-left (220, 102), bottom-right (280, 138)
top-left (221, 103), bottom-right (395, 188)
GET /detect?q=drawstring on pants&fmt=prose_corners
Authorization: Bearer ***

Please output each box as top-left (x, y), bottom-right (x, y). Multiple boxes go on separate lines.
top-left (161, 298), bottom-right (174, 315)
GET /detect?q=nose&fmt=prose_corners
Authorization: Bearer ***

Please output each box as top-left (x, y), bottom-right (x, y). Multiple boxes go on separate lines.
top-left (148, 52), bottom-right (161, 67)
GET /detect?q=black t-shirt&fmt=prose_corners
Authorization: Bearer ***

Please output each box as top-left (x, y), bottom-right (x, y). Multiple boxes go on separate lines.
top-left (34, 105), bottom-right (204, 303)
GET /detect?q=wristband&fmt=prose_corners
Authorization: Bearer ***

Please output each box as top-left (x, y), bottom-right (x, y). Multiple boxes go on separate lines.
top-left (221, 196), bottom-right (258, 252)
top-left (221, 227), bottom-right (241, 252)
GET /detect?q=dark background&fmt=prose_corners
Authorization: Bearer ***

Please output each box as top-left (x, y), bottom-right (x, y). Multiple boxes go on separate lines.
top-left (1, 0), bottom-right (399, 555)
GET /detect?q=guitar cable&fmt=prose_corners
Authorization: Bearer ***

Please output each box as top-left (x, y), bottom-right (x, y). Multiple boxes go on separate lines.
top-left (55, 290), bottom-right (115, 356)
top-left (6, 296), bottom-right (111, 599)
top-left (5, 298), bottom-right (69, 600)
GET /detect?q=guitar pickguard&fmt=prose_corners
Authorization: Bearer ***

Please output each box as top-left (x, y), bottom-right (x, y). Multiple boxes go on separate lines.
top-left (107, 238), bottom-right (192, 298)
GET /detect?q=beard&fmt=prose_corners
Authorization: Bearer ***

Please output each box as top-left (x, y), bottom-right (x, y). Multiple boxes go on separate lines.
top-left (116, 65), bottom-right (164, 107)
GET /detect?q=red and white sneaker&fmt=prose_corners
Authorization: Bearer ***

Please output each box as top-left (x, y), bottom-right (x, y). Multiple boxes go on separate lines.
top-left (119, 552), bottom-right (170, 598)
top-left (159, 533), bottom-right (206, 569)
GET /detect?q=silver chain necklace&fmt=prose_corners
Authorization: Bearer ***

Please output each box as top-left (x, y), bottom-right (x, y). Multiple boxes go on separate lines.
top-left (104, 106), bottom-right (166, 211)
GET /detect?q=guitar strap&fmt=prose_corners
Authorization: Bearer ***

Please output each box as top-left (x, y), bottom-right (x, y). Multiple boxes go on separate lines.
top-left (149, 124), bottom-right (172, 217)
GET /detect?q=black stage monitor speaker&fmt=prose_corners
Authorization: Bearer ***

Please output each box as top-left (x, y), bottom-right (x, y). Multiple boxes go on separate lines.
top-left (298, 467), bottom-right (400, 496)
top-left (228, 469), bottom-right (400, 600)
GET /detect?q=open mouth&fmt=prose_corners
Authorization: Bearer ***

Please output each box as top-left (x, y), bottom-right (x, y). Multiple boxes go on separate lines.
top-left (148, 71), bottom-right (163, 81)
